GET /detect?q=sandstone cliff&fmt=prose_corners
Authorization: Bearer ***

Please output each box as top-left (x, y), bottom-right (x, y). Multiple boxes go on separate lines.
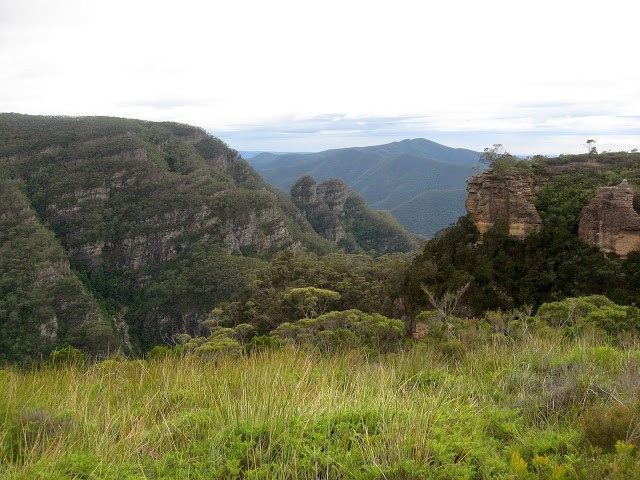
top-left (290, 176), bottom-right (416, 253)
top-left (32, 136), bottom-right (303, 271)
top-left (465, 160), bottom-right (640, 257)
top-left (291, 176), bottom-right (350, 247)
top-left (0, 178), bottom-right (121, 363)
top-left (465, 169), bottom-right (543, 239)
top-left (578, 180), bottom-right (640, 257)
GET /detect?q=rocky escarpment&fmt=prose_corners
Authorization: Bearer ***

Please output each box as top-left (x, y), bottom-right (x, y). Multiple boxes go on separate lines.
top-left (0, 179), bottom-right (121, 363)
top-left (465, 161), bottom-right (640, 257)
top-left (30, 137), bottom-right (301, 271)
top-left (290, 175), bottom-right (416, 253)
top-left (578, 180), bottom-right (640, 257)
top-left (0, 114), bottom-right (336, 358)
top-left (291, 176), bottom-right (350, 247)
top-left (465, 170), bottom-right (543, 239)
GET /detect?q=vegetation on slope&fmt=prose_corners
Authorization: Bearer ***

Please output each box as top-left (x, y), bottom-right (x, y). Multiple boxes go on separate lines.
top-left (390, 188), bottom-right (466, 236)
top-left (4, 123), bottom-right (640, 477)
top-left (4, 112), bottom-right (640, 373)
top-left (0, 179), bottom-right (119, 366)
top-left (249, 139), bottom-right (478, 237)
top-left (405, 151), bottom-right (640, 316)
top-left (0, 114), bottom-right (337, 361)
top-left (290, 176), bottom-right (417, 253)
top-left (211, 250), bottom-right (412, 333)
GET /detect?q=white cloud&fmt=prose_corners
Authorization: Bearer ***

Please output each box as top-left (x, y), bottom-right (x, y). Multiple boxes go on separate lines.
top-left (1, 0), bottom-right (639, 154)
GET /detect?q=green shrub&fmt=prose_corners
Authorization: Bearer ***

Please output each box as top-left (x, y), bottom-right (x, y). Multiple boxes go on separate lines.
top-left (608, 441), bottom-right (640, 480)
top-left (437, 338), bottom-right (467, 360)
top-left (47, 346), bottom-right (85, 367)
top-left (195, 337), bottom-right (242, 357)
top-left (535, 295), bottom-right (639, 337)
top-left (270, 309), bottom-right (405, 353)
top-left (146, 345), bottom-right (171, 359)
top-left (244, 335), bottom-right (281, 354)
top-left (580, 402), bottom-right (640, 451)
top-left (215, 411), bottom-right (384, 478)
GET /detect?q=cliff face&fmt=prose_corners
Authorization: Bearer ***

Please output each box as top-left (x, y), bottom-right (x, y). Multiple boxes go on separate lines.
top-left (0, 178), bottom-right (121, 364)
top-left (290, 176), bottom-right (349, 246)
top-left (0, 114), bottom-right (334, 358)
top-left (578, 180), bottom-right (640, 257)
top-left (465, 163), bottom-right (640, 257)
top-left (465, 170), bottom-right (543, 239)
top-left (290, 176), bottom-right (416, 253)
top-left (29, 136), bottom-right (299, 271)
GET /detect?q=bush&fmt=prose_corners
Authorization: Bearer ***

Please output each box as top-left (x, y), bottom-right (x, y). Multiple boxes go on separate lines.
top-left (580, 402), bottom-right (640, 451)
top-left (437, 338), bottom-right (467, 360)
top-left (47, 346), bottom-right (85, 367)
top-left (146, 345), bottom-right (171, 360)
top-left (535, 295), bottom-right (638, 337)
top-left (244, 335), bottom-right (281, 354)
top-left (270, 309), bottom-right (405, 353)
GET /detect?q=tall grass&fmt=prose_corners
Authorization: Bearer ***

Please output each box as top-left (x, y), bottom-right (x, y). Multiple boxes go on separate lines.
top-left (1, 336), bottom-right (640, 478)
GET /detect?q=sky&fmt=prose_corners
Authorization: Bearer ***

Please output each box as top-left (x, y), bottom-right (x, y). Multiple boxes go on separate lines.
top-left (1, 0), bottom-right (639, 156)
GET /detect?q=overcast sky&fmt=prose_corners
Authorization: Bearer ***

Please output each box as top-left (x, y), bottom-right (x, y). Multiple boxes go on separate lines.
top-left (1, 0), bottom-right (639, 155)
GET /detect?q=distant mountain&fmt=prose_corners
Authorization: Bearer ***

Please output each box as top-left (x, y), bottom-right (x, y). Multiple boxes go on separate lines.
top-left (239, 151), bottom-right (263, 159)
top-left (239, 151), bottom-right (305, 160)
top-left (245, 139), bottom-right (481, 237)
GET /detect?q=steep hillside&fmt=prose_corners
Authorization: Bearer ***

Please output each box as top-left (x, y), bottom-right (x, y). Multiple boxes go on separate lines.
top-left (247, 139), bottom-right (479, 237)
top-left (290, 176), bottom-right (417, 253)
top-left (0, 179), bottom-right (118, 365)
top-left (0, 114), bottom-right (338, 361)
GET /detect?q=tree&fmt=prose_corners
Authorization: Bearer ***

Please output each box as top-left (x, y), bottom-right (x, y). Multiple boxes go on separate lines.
top-left (479, 144), bottom-right (506, 165)
top-left (421, 282), bottom-right (470, 338)
top-left (281, 287), bottom-right (341, 319)
top-left (586, 139), bottom-right (598, 155)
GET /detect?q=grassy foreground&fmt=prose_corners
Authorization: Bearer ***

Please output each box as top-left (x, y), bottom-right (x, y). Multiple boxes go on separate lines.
top-left (2, 337), bottom-right (640, 479)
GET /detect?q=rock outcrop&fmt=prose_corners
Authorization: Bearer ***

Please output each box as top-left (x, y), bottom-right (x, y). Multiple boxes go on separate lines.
top-left (291, 176), bottom-right (349, 246)
top-left (578, 180), bottom-right (640, 257)
top-left (290, 176), bottom-right (416, 253)
top-left (465, 170), bottom-right (543, 239)
top-left (465, 165), bottom-right (640, 257)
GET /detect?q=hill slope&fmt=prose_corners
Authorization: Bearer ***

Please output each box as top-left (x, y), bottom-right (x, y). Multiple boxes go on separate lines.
top-left (0, 114), bottom-right (424, 363)
top-left (247, 139), bottom-right (480, 236)
top-left (0, 114), bottom-right (341, 361)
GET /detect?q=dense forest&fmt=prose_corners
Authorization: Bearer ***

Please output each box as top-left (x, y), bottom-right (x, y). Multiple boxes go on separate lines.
top-left (3, 115), bottom-right (640, 477)
top-left (407, 151), bottom-right (640, 316)
top-left (0, 114), bottom-right (414, 365)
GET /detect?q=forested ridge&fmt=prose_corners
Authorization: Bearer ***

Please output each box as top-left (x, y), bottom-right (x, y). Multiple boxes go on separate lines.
top-left (406, 151), bottom-right (640, 316)
top-left (0, 114), bottom-right (415, 364)
top-left (3, 114), bottom-right (640, 364)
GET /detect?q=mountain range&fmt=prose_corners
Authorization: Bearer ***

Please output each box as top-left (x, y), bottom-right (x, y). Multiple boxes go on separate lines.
top-left (245, 138), bottom-right (481, 237)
